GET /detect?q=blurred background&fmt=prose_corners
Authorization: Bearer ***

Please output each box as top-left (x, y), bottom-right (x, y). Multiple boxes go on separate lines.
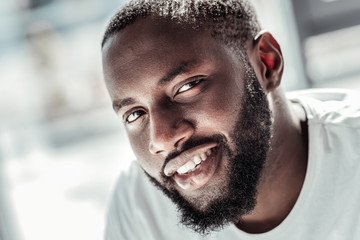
top-left (0, 0), bottom-right (359, 239)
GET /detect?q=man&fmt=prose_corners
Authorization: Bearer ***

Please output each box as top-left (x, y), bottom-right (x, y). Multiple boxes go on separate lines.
top-left (101, 0), bottom-right (360, 239)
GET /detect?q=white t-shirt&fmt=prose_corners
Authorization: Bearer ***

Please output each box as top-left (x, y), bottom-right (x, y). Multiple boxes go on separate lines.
top-left (105, 89), bottom-right (360, 240)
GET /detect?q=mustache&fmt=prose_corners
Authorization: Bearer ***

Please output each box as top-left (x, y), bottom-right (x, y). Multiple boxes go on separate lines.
top-left (161, 134), bottom-right (228, 177)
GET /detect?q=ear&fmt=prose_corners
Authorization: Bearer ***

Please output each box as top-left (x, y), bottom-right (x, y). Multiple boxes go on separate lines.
top-left (252, 32), bottom-right (284, 92)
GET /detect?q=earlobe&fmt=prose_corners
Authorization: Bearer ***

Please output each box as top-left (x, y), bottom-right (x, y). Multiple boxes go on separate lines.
top-left (254, 32), bottom-right (284, 92)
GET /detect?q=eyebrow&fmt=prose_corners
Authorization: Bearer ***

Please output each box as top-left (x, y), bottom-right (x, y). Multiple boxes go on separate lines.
top-left (112, 97), bottom-right (135, 112)
top-left (113, 60), bottom-right (199, 112)
top-left (158, 60), bottom-right (198, 86)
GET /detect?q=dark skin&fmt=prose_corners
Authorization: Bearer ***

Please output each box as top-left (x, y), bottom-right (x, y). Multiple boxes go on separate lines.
top-left (102, 18), bottom-right (308, 233)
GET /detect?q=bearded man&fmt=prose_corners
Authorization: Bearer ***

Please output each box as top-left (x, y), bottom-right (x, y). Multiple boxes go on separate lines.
top-left (101, 0), bottom-right (360, 239)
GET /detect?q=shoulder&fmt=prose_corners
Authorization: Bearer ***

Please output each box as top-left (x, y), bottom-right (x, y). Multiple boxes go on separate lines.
top-left (106, 161), bottom-right (169, 219)
top-left (286, 88), bottom-right (360, 128)
top-left (105, 161), bottom-right (199, 240)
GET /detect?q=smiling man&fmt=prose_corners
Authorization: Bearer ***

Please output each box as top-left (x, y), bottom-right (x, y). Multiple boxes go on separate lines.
top-left (101, 0), bottom-right (360, 239)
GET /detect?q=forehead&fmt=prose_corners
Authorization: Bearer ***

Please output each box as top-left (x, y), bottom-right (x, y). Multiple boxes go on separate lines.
top-left (102, 17), bottom-right (235, 99)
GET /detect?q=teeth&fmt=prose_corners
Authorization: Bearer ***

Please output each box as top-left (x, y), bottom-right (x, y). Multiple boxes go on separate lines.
top-left (194, 156), bottom-right (201, 164)
top-left (177, 165), bottom-right (187, 174)
top-left (177, 160), bottom-right (196, 174)
top-left (206, 149), bottom-right (212, 156)
top-left (176, 148), bottom-right (214, 175)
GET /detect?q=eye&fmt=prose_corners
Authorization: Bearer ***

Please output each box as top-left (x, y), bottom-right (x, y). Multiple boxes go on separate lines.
top-left (125, 110), bottom-right (145, 123)
top-left (177, 79), bottom-right (203, 94)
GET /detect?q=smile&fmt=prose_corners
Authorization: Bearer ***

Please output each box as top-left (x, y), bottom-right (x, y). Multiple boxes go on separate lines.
top-left (163, 143), bottom-right (221, 191)
top-left (176, 148), bottom-right (212, 174)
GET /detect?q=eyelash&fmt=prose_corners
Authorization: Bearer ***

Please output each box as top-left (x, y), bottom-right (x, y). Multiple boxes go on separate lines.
top-left (125, 79), bottom-right (204, 124)
top-left (125, 110), bottom-right (145, 123)
top-left (176, 79), bottom-right (203, 95)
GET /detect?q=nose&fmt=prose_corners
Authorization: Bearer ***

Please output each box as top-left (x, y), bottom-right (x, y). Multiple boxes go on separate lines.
top-left (148, 107), bottom-right (194, 156)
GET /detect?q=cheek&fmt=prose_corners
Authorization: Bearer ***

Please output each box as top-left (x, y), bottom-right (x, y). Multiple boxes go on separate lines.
top-left (193, 84), bottom-right (242, 131)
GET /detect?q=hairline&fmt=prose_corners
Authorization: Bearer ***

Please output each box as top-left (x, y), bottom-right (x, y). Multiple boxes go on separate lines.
top-left (101, 0), bottom-right (261, 50)
top-left (102, 15), bottom-right (253, 58)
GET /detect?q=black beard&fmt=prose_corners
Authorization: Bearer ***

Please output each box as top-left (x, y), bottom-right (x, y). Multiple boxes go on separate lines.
top-left (144, 59), bottom-right (272, 235)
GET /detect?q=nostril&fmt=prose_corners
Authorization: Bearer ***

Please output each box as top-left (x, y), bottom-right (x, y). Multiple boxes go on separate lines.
top-left (149, 142), bottom-right (164, 155)
top-left (174, 137), bottom-right (185, 149)
top-left (148, 119), bottom-right (194, 155)
top-left (155, 149), bottom-right (163, 154)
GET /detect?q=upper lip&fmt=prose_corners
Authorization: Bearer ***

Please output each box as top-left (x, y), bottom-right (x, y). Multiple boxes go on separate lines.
top-left (163, 142), bottom-right (218, 177)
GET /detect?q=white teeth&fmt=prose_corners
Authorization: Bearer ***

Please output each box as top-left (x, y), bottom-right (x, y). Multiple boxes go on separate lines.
top-left (177, 160), bottom-right (196, 174)
top-left (185, 160), bottom-right (196, 171)
top-left (177, 166), bottom-right (187, 174)
top-left (206, 149), bottom-right (212, 156)
top-left (176, 148), bottom-right (214, 175)
top-left (194, 156), bottom-right (201, 164)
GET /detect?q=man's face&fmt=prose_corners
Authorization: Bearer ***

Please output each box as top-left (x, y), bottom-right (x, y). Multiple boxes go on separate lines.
top-left (102, 18), bottom-right (271, 234)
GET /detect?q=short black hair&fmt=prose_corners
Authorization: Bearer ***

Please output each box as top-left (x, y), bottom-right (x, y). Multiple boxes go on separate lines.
top-left (101, 0), bottom-right (261, 50)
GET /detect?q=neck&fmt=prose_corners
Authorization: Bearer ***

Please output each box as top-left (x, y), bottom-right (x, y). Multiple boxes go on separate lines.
top-left (235, 89), bottom-right (308, 233)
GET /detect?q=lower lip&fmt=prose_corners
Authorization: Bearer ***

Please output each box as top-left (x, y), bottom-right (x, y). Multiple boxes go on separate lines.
top-left (173, 147), bottom-right (220, 191)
